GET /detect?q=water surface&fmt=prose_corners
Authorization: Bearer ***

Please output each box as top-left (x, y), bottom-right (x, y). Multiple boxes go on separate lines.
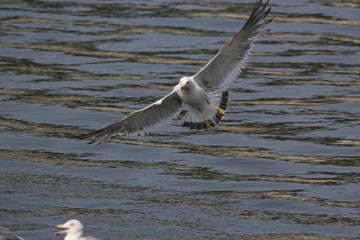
top-left (0, 0), bottom-right (359, 239)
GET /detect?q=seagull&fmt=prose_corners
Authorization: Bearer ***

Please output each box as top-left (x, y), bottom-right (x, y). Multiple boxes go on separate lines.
top-left (77, 0), bottom-right (272, 144)
top-left (55, 219), bottom-right (102, 240)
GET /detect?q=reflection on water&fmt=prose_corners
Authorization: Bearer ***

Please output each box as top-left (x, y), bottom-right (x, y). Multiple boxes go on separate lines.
top-left (0, 0), bottom-right (359, 239)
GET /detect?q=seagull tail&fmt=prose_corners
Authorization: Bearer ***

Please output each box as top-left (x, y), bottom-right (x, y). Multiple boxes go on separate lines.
top-left (182, 90), bottom-right (229, 130)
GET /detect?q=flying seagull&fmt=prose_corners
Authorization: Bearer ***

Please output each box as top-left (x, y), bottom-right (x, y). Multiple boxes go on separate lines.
top-left (78, 0), bottom-right (272, 144)
top-left (55, 219), bottom-right (102, 240)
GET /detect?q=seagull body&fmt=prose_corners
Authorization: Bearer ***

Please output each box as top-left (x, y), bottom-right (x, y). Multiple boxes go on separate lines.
top-left (176, 76), bottom-right (228, 129)
top-left (78, 0), bottom-right (272, 144)
top-left (55, 220), bottom-right (102, 240)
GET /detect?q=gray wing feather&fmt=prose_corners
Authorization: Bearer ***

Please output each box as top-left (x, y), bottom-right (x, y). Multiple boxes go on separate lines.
top-left (77, 91), bottom-right (182, 143)
top-left (193, 0), bottom-right (272, 89)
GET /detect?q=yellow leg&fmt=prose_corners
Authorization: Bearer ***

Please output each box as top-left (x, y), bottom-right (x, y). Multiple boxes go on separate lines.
top-left (203, 119), bottom-right (213, 128)
top-left (217, 106), bottom-right (226, 115)
top-left (210, 103), bottom-right (226, 115)
top-left (199, 108), bottom-right (216, 129)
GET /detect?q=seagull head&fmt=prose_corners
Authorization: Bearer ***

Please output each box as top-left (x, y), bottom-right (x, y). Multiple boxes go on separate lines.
top-left (179, 77), bottom-right (194, 91)
top-left (55, 219), bottom-right (84, 239)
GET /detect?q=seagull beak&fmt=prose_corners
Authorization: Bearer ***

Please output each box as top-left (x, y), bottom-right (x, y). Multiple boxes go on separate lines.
top-left (180, 84), bottom-right (186, 90)
top-left (55, 224), bottom-right (68, 236)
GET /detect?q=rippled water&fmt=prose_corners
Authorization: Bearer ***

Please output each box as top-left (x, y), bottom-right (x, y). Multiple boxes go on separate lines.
top-left (0, 0), bottom-right (359, 240)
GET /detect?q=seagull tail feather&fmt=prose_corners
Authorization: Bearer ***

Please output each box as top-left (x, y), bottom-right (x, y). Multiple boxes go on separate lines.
top-left (182, 91), bottom-right (229, 130)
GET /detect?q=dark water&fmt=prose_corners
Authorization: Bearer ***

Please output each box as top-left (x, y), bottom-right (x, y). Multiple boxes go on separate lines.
top-left (0, 0), bottom-right (359, 239)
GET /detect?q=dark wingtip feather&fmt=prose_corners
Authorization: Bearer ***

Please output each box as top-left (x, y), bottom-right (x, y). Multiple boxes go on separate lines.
top-left (241, 0), bottom-right (272, 34)
top-left (75, 130), bottom-right (105, 144)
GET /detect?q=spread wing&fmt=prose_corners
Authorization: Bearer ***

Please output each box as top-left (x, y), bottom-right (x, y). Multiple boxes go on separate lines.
top-left (193, 0), bottom-right (272, 90)
top-left (77, 91), bottom-right (182, 144)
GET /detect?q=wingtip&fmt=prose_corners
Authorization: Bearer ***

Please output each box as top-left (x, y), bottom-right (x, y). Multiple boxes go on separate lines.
top-left (75, 132), bottom-right (102, 144)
